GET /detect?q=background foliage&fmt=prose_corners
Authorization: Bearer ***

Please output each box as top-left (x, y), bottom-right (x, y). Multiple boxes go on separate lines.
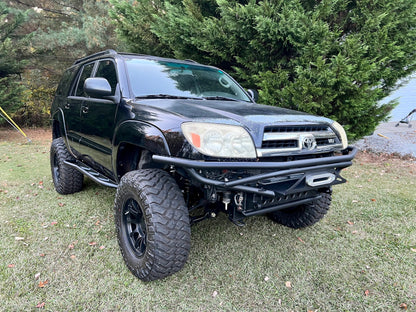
top-left (0, 2), bottom-right (27, 115)
top-left (1, 0), bottom-right (416, 140)
top-left (0, 0), bottom-right (120, 127)
top-left (110, 0), bottom-right (416, 139)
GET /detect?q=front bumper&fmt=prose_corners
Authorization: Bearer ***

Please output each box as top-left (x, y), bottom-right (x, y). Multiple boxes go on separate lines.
top-left (153, 146), bottom-right (357, 198)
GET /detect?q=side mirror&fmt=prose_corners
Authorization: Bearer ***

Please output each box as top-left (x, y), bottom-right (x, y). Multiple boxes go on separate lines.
top-left (84, 77), bottom-right (112, 98)
top-left (247, 89), bottom-right (259, 102)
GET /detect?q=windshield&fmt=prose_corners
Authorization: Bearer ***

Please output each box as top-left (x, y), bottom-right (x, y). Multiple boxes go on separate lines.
top-left (125, 58), bottom-right (251, 102)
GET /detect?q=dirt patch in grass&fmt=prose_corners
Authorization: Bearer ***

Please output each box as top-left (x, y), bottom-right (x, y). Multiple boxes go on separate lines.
top-left (355, 150), bottom-right (416, 173)
top-left (0, 127), bottom-right (51, 144)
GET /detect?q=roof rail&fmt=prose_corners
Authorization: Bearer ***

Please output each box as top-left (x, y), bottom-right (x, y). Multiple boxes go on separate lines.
top-left (73, 49), bottom-right (117, 65)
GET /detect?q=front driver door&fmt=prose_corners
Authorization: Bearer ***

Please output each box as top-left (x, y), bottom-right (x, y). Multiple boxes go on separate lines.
top-left (64, 62), bottom-right (95, 154)
top-left (77, 59), bottom-right (119, 174)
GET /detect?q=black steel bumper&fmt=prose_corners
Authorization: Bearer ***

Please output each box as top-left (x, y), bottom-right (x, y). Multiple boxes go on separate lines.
top-left (153, 146), bottom-right (357, 197)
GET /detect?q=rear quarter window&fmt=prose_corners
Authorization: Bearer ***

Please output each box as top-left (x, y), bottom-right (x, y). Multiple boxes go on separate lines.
top-left (55, 67), bottom-right (77, 96)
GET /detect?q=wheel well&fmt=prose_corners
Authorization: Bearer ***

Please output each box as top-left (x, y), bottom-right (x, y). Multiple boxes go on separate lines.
top-left (52, 120), bottom-right (62, 139)
top-left (116, 143), bottom-right (161, 179)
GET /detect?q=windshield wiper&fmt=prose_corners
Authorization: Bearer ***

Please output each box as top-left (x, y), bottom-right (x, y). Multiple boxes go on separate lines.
top-left (136, 94), bottom-right (203, 100)
top-left (202, 96), bottom-right (238, 101)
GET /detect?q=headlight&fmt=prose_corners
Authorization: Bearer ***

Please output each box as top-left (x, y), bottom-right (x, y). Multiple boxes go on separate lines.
top-left (331, 121), bottom-right (348, 149)
top-left (181, 122), bottom-right (257, 158)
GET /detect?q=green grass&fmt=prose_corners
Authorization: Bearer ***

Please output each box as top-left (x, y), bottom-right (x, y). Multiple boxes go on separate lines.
top-left (1, 135), bottom-right (415, 311)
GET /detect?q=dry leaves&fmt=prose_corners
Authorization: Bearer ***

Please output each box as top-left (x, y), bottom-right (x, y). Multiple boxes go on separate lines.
top-left (38, 280), bottom-right (49, 288)
top-left (400, 303), bottom-right (408, 310)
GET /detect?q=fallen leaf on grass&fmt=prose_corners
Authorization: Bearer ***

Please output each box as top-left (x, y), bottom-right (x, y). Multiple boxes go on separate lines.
top-left (399, 303), bottom-right (408, 310)
top-left (347, 221), bottom-right (354, 225)
top-left (8, 264), bottom-right (15, 268)
top-left (70, 255), bottom-right (76, 259)
top-left (364, 289), bottom-right (370, 296)
top-left (99, 245), bottom-right (105, 250)
top-left (58, 203), bottom-right (65, 207)
top-left (36, 302), bottom-right (45, 309)
top-left (264, 276), bottom-right (270, 282)
top-left (38, 280), bottom-right (49, 288)
top-left (88, 241), bottom-right (97, 246)
top-left (15, 237), bottom-right (25, 241)
top-left (370, 198), bottom-right (376, 202)
top-left (212, 290), bottom-right (218, 298)
top-left (35, 273), bottom-right (41, 280)
top-left (297, 237), bottom-right (305, 244)
top-left (410, 248), bottom-right (416, 253)
top-left (285, 281), bottom-right (292, 288)
top-left (50, 221), bottom-right (57, 226)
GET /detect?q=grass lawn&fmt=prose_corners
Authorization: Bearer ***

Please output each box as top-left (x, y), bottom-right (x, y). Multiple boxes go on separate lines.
top-left (1, 129), bottom-right (415, 311)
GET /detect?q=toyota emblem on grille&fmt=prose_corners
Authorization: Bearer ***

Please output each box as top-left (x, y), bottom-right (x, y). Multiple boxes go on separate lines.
top-left (302, 135), bottom-right (317, 150)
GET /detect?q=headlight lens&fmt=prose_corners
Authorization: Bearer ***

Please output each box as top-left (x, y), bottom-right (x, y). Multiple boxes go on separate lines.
top-left (181, 122), bottom-right (257, 158)
top-left (331, 121), bottom-right (348, 149)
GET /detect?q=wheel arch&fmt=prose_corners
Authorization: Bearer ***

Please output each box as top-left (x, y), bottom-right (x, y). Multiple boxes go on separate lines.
top-left (51, 109), bottom-right (65, 140)
top-left (113, 121), bottom-right (171, 181)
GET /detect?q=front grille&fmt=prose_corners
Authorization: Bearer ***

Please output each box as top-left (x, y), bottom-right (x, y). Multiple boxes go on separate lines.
top-left (264, 125), bottom-right (329, 133)
top-left (261, 139), bottom-right (298, 149)
top-left (257, 123), bottom-right (342, 157)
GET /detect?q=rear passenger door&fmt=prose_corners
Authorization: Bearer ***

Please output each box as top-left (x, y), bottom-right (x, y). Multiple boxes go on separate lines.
top-left (77, 59), bottom-right (119, 173)
top-left (65, 62), bottom-right (95, 153)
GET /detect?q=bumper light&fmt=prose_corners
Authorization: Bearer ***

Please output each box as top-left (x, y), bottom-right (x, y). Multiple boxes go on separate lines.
top-left (331, 121), bottom-right (348, 149)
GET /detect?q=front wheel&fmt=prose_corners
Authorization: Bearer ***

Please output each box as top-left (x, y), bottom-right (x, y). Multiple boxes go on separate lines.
top-left (114, 169), bottom-right (191, 281)
top-left (269, 189), bottom-right (332, 229)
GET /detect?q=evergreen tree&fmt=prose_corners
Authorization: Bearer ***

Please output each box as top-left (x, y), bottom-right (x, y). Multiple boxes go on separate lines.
top-left (0, 2), bottom-right (27, 115)
top-left (11, 0), bottom-right (121, 76)
top-left (110, 0), bottom-right (416, 139)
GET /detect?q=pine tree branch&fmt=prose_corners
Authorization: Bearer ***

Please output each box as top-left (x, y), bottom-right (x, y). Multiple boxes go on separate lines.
top-left (12, 0), bottom-right (74, 16)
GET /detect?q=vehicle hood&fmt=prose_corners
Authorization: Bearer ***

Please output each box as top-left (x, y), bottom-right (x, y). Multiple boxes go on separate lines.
top-left (131, 99), bottom-right (333, 144)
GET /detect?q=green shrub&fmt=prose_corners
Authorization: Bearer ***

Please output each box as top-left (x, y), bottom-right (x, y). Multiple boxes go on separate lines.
top-left (110, 0), bottom-right (416, 140)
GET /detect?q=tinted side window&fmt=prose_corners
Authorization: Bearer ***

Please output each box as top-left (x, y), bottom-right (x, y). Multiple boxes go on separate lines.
top-left (56, 67), bottom-right (76, 96)
top-left (75, 63), bottom-right (95, 97)
top-left (95, 60), bottom-right (117, 95)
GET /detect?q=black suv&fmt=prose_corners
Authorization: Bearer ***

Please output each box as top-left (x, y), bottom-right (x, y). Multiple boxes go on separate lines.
top-left (50, 50), bottom-right (356, 281)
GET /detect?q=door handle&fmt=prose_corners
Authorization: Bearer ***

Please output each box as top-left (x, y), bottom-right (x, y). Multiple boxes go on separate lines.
top-left (82, 106), bottom-right (89, 114)
top-left (64, 103), bottom-right (70, 109)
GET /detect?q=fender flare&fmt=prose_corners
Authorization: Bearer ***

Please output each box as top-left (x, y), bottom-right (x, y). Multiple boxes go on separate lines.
top-left (112, 120), bottom-right (171, 170)
top-left (51, 108), bottom-right (73, 151)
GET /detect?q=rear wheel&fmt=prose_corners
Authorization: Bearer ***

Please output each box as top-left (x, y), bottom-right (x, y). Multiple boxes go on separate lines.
top-left (50, 138), bottom-right (83, 195)
top-left (269, 189), bottom-right (332, 228)
top-left (114, 169), bottom-right (191, 281)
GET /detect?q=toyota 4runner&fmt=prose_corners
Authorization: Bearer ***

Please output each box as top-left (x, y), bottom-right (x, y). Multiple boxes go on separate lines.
top-left (50, 50), bottom-right (356, 281)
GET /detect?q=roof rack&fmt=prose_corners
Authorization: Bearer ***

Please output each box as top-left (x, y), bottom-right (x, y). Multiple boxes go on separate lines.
top-left (73, 49), bottom-right (117, 65)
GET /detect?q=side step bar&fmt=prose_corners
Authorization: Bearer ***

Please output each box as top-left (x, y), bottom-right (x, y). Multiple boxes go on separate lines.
top-left (64, 160), bottom-right (118, 188)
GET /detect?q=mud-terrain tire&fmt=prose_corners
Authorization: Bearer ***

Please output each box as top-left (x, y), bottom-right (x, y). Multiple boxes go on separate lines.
top-left (114, 169), bottom-right (191, 281)
top-left (269, 189), bottom-right (332, 229)
top-left (50, 137), bottom-right (83, 195)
